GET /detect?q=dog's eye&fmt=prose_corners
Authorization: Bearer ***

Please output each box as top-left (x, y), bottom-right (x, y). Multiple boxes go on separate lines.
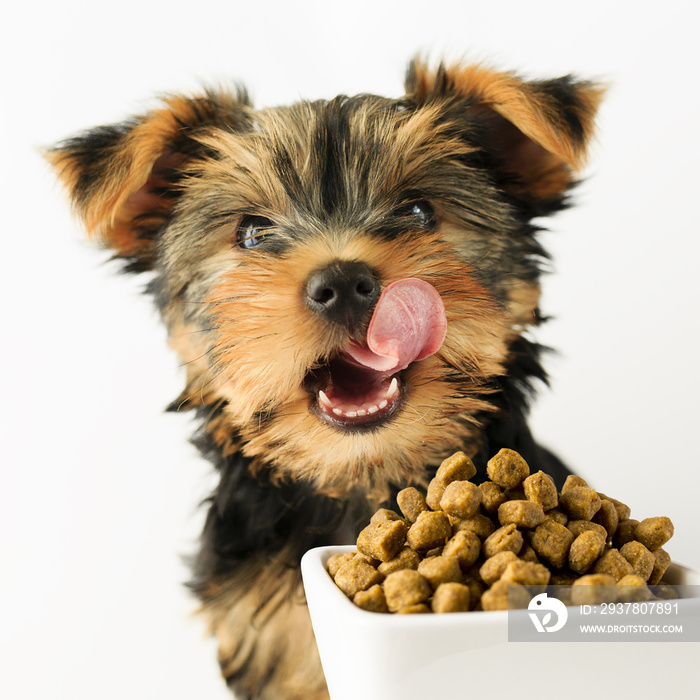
top-left (236, 216), bottom-right (275, 249)
top-left (397, 200), bottom-right (437, 230)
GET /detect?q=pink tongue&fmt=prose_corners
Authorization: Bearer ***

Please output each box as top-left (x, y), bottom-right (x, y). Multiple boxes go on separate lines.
top-left (345, 278), bottom-right (446, 372)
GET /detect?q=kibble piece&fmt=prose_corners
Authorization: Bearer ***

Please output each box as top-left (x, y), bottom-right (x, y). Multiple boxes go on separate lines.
top-left (480, 481), bottom-right (507, 515)
top-left (523, 471), bottom-right (559, 510)
top-left (635, 517), bottom-right (674, 551)
top-left (531, 520), bottom-right (575, 569)
top-left (559, 487), bottom-right (602, 521)
top-left (648, 548), bottom-right (671, 585)
top-left (519, 543), bottom-right (540, 563)
top-left (571, 574), bottom-right (619, 605)
top-left (545, 508), bottom-right (568, 526)
top-left (651, 583), bottom-right (679, 600)
top-left (500, 559), bottom-right (551, 586)
top-left (482, 524), bottom-right (524, 558)
top-left (377, 547), bottom-right (421, 576)
top-left (440, 480), bottom-right (482, 519)
top-left (598, 493), bottom-right (632, 522)
top-left (426, 478), bottom-right (446, 510)
top-left (435, 451), bottom-right (477, 484)
top-left (417, 555), bottom-right (463, 590)
top-left (613, 518), bottom-right (639, 549)
top-left (442, 530), bottom-right (481, 571)
top-left (450, 513), bottom-right (496, 539)
top-left (561, 474), bottom-right (588, 493)
top-left (327, 552), bottom-right (355, 578)
top-left (432, 582), bottom-right (471, 613)
top-left (353, 584), bottom-right (388, 612)
top-left (479, 551), bottom-right (519, 585)
top-left (620, 541), bottom-right (655, 581)
top-left (568, 530), bottom-right (606, 574)
top-left (498, 500), bottom-right (546, 529)
top-left (396, 603), bottom-right (431, 614)
top-left (567, 520), bottom-right (609, 541)
top-left (616, 575), bottom-right (652, 602)
top-left (486, 448), bottom-right (530, 489)
top-left (592, 548), bottom-right (634, 581)
top-left (334, 557), bottom-right (383, 597)
top-left (482, 579), bottom-right (531, 610)
top-left (396, 487), bottom-right (428, 523)
top-left (592, 499), bottom-right (619, 537)
top-left (383, 569), bottom-right (431, 612)
top-left (407, 510), bottom-right (452, 551)
top-left (370, 508), bottom-right (402, 525)
top-left (356, 519), bottom-right (408, 562)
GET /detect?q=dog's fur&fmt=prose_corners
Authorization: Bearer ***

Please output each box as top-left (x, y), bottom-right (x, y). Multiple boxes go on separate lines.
top-left (49, 59), bottom-right (603, 700)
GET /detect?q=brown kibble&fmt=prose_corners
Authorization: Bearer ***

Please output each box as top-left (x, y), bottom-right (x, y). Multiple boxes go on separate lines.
top-left (531, 520), bottom-right (575, 569)
top-left (568, 530), bottom-right (606, 574)
top-left (500, 559), bottom-right (551, 586)
top-left (369, 508), bottom-right (402, 525)
top-left (486, 448), bottom-right (530, 489)
top-left (567, 520), bottom-right (609, 541)
top-left (442, 530), bottom-right (481, 571)
top-left (635, 517), bottom-right (674, 551)
top-left (497, 500), bottom-right (546, 529)
top-left (356, 518), bottom-right (408, 562)
top-left (396, 603), bottom-right (431, 614)
top-left (482, 524), bottom-right (523, 558)
top-left (353, 584), bottom-right (388, 612)
top-left (598, 493), bottom-right (632, 522)
top-left (620, 541), bottom-right (655, 581)
top-left (616, 575), bottom-right (652, 602)
top-left (451, 513), bottom-right (496, 540)
top-left (592, 548), bottom-right (634, 581)
top-left (480, 481), bottom-right (507, 515)
top-left (407, 511), bottom-right (452, 551)
top-left (545, 508), bottom-right (568, 526)
top-left (431, 582), bottom-right (471, 613)
top-left (334, 557), bottom-right (383, 597)
top-left (479, 550), bottom-right (518, 585)
top-left (523, 471), bottom-right (559, 510)
top-left (377, 547), bottom-right (421, 576)
top-left (559, 487), bottom-right (602, 521)
top-left (383, 569), bottom-right (431, 612)
top-left (519, 543), bottom-right (540, 563)
top-left (561, 474), bottom-right (588, 493)
top-left (482, 579), bottom-right (531, 610)
top-left (327, 552), bottom-right (355, 579)
top-left (426, 478), bottom-right (446, 510)
top-left (440, 480), bottom-right (482, 519)
top-left (571, 574), bottom-right (618, 604)
top-left (417, 555), bottom-right (463, 590)
top-left (648, 548), bottom-right (671, 585)
top-left (435, 451), bottom-right (477, 485)
top-left (613, 518), bottom-right (639, 549)
top-left (592, 499), bottom-right (619, 537)
top-left (396, 487), bottom-right (428, 523)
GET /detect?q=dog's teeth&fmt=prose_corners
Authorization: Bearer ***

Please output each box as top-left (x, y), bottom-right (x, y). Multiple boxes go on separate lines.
top-left (332, 408), bottom-right (343, 416)
top-left (318, 390), bottom-right (333, 408)
top-left (378, 399), bottom-right (388, 410)
top-left (346, 410), bottom-right (358, 418)
top-left (387, 377), bottom-right (398, 398)
top-left (367, 405), bottom-right (379, 414)
top-left (356, 409), bottom-right (367, 416)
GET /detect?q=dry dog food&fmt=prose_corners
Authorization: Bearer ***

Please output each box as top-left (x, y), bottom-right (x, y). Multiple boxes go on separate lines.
top-left (326, 448), bottom-right (677, 613)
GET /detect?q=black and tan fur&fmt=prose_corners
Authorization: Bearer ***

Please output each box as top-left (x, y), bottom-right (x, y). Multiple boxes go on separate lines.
top-left (49, 59), bottom-right (603, 700)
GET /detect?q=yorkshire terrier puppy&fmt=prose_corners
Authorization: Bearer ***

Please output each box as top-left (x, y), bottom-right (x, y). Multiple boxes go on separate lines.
top-left (50, 59), bottom-right (602, 700)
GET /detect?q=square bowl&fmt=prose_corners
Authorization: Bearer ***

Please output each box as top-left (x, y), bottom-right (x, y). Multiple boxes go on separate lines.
top-left (301, 545), bottom-right (700, 700)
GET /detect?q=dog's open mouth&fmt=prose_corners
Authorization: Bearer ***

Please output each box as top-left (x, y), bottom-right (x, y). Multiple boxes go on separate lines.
top-left (306, 278), bottom-right (447, 430)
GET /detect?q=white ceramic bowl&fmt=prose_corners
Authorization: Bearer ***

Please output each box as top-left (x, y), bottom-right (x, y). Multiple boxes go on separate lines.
top-left (301, 545), bottom-right (700, 700)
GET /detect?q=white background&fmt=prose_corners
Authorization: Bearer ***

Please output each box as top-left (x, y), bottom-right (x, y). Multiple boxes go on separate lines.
top-left (1, 1), bottom-right (699, 698)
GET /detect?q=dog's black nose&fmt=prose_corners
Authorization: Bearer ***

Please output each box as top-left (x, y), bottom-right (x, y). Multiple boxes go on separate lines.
top-left (305, 260), bottom-right (379, 327)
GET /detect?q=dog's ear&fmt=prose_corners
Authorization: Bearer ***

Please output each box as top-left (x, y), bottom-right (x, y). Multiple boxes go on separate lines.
top-left (47, 89), bottom-right (251, 270)
top-left (405, 60), bottom-right (605, 201)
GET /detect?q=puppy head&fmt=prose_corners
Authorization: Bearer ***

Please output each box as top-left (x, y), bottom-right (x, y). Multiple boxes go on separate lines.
top-left (49, 61), bottom-right (602, 499)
